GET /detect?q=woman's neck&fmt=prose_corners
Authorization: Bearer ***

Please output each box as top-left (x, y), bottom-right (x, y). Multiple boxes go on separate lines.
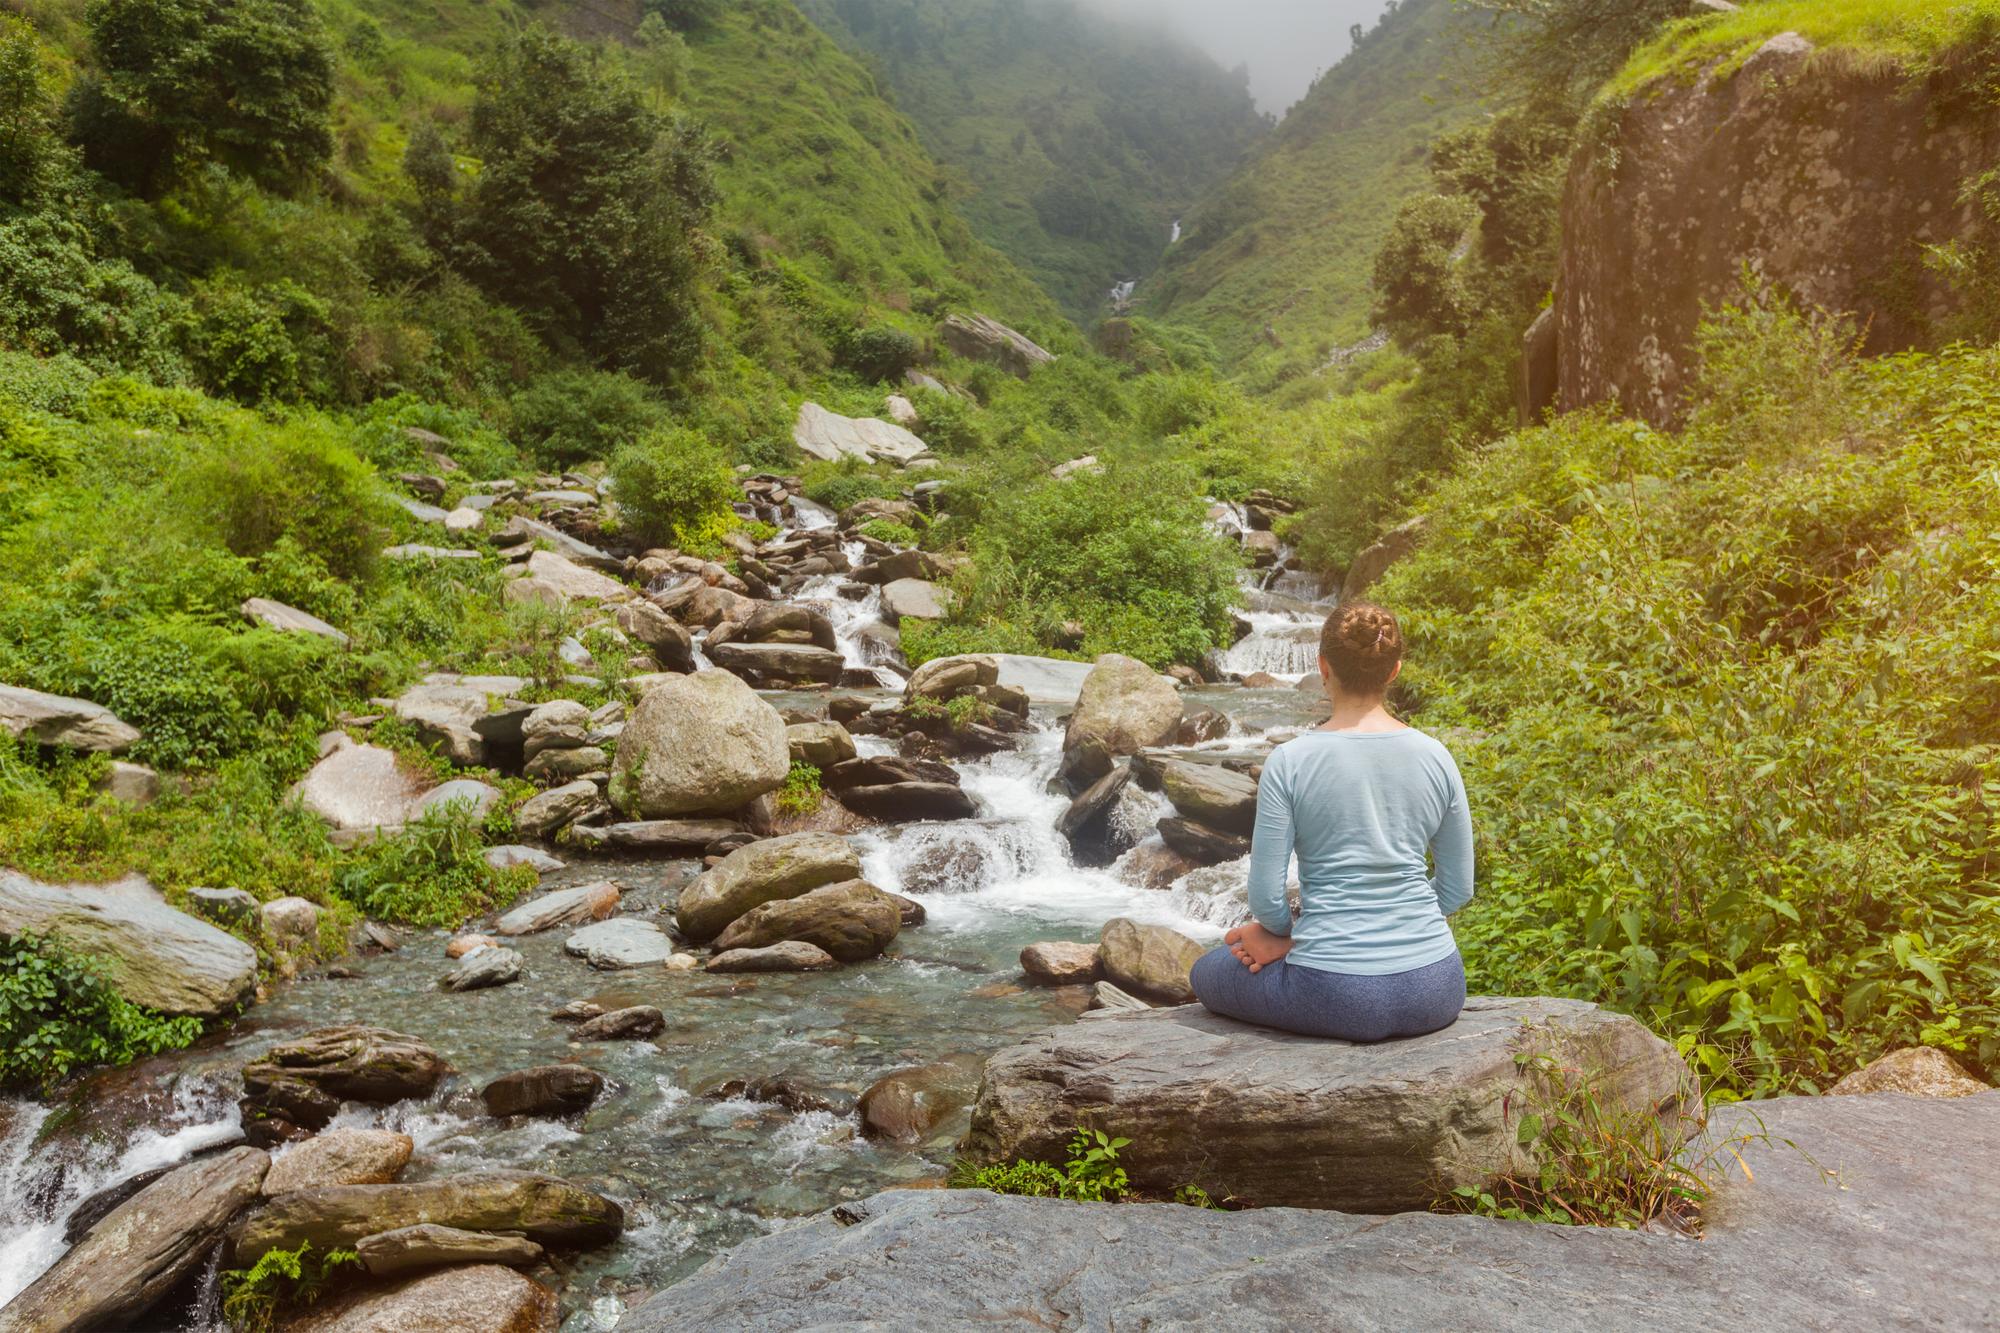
top-left (1319, 688), bottom-right (1404, 733)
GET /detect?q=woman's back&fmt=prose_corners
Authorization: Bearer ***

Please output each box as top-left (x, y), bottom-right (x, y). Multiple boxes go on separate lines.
top-left (1247, 727), bottom-right (1473, 976)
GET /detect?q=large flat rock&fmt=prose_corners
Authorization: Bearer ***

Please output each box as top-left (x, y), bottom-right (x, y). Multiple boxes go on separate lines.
top-left (0, 684), bottom-right (140, 752)
top-left (960, 997), bottom-right (1692, 1212)
top-left (0, 870), bottom-right (258, 1017)
top-left (624, 1092), bottom-right (2000, 1331)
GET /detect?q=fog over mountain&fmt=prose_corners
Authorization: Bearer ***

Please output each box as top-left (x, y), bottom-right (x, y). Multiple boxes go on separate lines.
top-left (1081, 0), bottom-right (1394, 113)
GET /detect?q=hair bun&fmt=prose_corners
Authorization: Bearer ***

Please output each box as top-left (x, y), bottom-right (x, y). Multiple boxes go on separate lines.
top-left (1319, 601), bottom-right (1404, 692)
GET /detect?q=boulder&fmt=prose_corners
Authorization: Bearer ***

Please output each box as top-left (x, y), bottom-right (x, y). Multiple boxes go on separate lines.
top-left (481, 1065), bottom-right (605, 1119)
top-left (1096, 917), bottom-right (1206, 1005)
top-left (705, 942), bottom-right (842, 974)
top-left (280, 1263), bottom-right (557, 1333)
top-left (939, 313), bottom-right (1054, 379)
top-left (822, 755), bottom-right (958, 791)
top-left (523, 745), bottom-right (607, 786)
top-left (563, 918), bottom-right (676, 970)
top-left (676, 832), bottom-right (862, 941)
top-left (990, 654), bottom-right (1094, 706)
top-left (1159, 760), bottom-right (1258, 836)
top-left (705, 640), bottom-right (846, 688)
top-left (883, 393), bottom-right (919, 426)
top-left (0, 1146), bottom-right (268, 1333)
top-left (562, 819), bottom-right (742, 854)
top-left (265, 1129), bottom-right (413, 1195)
top-left (239, 1027), bottom-right (443, 1144)
top-left (856, 1063), bottom-right (977, 1144)
top-left (382, 544), bottom-right (479, 561)
top-left (444, 505), bottom-right (483, 534)
top-left (0, 683), bottom-right (141, 752)
top-left (495, 882), bottom-right (619, 936)
top-left (1341, 515), bottom-right (1428, 602)
top-left (735, 602), bottom-right (838, 652)
top-left (520, 699), bottom-right (590, 760)
top-left (290, 736), bottom-right (429, 841)
top-left (503, 576), bottom-right (563, 609)
top-left (610, 670), bottom-right (790, 818)
top-left (787, 720), bottom-right (857, 768)
top-left (574, 1006), bottom-right (665, 1042)
top-left (391, 683), bottom-right (491, 767)
top-left (525, 549), bottom-right (628, 602)
top-left (961, 997), bottom-right (1695, 1213)
top-left (838, 496), bottom-right (919, 528)
top-left (1019, 941), bottom-right (1101, 986)
top-left (710, 879), bottom-right (902, 963)
top-left (1157, 816), bottom-right (1250, 865)
top-left (187, 885), bottom-right (258, 927)
top-left (513, 780), bottom-right (604, 840)
top-left (241, 597), bottom-right (351, 645)
top-left (261, 895), bottom-right (322, 951)
top-left (902, 654), bottom-right (997, 705)
top-left (93, 759), bottom-right (162, 805)
top-left (441, 945), bottom-right (522, 992)
top-left (483, 845), bottom-right (564, 875)
top-left (880, 578), bottom-right (950, 623)
top-left (615, 600), bottom-right (696, 673)
top-left (0, 870), bottom-right (257, 1017)
top-left (793, 402), bottom-right (933, 466)
top-left (835, 782), bottom-right (976, 822)
top-left (1830, 1047), bottom-right (1989, 1098)
top-left (1061, 655), bottom-right (1182, 787)
top-left (1055, 762), bottom-right (1131, 857)
top-left (355, 1225), bottom-right (545, 1280)
top-left (230, 1171), bottom-right (623, 1264)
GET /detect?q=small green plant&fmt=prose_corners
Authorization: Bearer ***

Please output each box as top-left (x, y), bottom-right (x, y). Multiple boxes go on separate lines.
top-left (221, 1242), bottom-right (361, 1333)
top-left (335, 804), bottom-right (529, 928)
top-left (901, 693), bottom-right (994, 734)
top-left (776, 760), bottom-right (823, 816)
top-left (859, 518), bottom-right (921, 546)
top-left (950, 1127), bottom-right (1131, 1202)
top-left (0, 933), bottom-right (204, 1091)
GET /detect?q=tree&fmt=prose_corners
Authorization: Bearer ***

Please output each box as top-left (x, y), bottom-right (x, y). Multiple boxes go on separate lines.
top-left (0, 16), bottom-right (65, 206)
top-left (460, 27), bottom-right (715, 384)
top-left (643, 0), bottom-right (725, 33)
top-left (1371, 193), bottom-right (1480, 347)
top-left (78, 0), bottom-right (333, 194)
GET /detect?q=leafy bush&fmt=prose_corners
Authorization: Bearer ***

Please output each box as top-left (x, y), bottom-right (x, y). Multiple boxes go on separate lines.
top-left (776, 761), bottom-right (822, 816)
top-left (0, 933), bottom-right (203, 1091)
top-left (180, 276), bottom-right (333, 404)
top-left (607, 427), bottom-right (738, 550)
top-left (799, 459), bottom-right (905, 512)
top-left (951, 1128), bottom-right (1132, 1202)
top-left (858, 518), bottom-right (920, 546)
top-left (838, 325), bottom-right (919, 382)
top-left (509, 368), bottom-right (665, 467)
top-left (181, 411), bottom-right (382, 582)
top-left (335, 804), bottom-right (530, 928)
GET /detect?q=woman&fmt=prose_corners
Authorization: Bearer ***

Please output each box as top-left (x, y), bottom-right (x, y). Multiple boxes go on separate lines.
top-left (1190, 601), bottom-right (1472, 1041)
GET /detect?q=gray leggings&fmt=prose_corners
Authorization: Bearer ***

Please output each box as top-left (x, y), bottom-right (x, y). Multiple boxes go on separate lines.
top-left (1189, 947), bottom-right (1466, 1042)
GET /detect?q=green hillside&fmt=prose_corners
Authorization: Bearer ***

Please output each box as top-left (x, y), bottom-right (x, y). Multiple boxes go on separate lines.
top-left (800, 0), bottom-right (1268, 321)
top-left (1139, 0), bottom-right (1480, 376)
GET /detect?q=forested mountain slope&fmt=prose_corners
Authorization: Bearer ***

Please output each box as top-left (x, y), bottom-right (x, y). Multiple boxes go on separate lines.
top-left (800, 0), bottom-right (1269, 320)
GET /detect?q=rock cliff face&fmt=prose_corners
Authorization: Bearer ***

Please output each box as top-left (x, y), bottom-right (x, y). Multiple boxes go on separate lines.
top-left (1554, 34), bottom-right (2000, 425)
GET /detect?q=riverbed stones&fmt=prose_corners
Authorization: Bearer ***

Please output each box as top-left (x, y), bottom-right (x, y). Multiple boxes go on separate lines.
top-left (481, 1065), bottom-right (605, 1118)
top-left (521, 699), bottom-right (590, 761)
top-left (514, 779), bottom-right (605, 839)
top-left (355, 1224), bottom-right (546, 1280)
top-left (0, 869), bottom-right (258, 1017)
top-left (239, 1027), bottom-right (445, 1144)
top-left (1829, 1046), bottom-right (1990, 1098)
top-left (1020, 941), bottom-right (1102, 985)
top-left (835, 780), bottom-right (976, 822)
top-left (441, 945), bottom-right (523, 992)
top-left (241, 597), bottom-right (350, 645)
top-left (0, 1146), bottom-right (269, 1333)
top-left (706, 640), bottom-right (847, 687)
top-left (0, 683), bottom-right (141, 752)
top-left (230, 1170), bottom-right (624, 1263)
top-left (265, 1129), bottom-right (414, 1194)
top-left (495, 881), bottom-right (620, 935)
top-left (1159, 760), bottom-right (1258, 835)
top-left (524, 744), bottom-right (608, 785)
top-left (564, 918), bottom-right (675, 969)
top-left (705, 941), bottom-right (842, 973)
top-left (675, 831), bottom-right (861, 942)
top-left (856, 1063), bottom-right (978, 1144)
top-left (562, 819), bottom-right (742, 854)
top-left (261, 895), bottom-right (322, 950)
top-left (960, 997), bottom-right (1696, 1213)
top-left (710, 879), bottom-right (902, 962)
top-left (611, 669), bottom-right (790, 817)
top-left (286, 1262), bottom-right (559, 1333)
top-left (615, 599), bottom-right (696, 672)
top-left (1095, 917), bottom-right (1205, 1004)
top-left (902, 653), bottom-right (997, 704)
top-left (786, 720), bottom-right (857, 768)
top-left (1061, 654), bottom-right (1183, 788)
top-left (574, 1005), bottom-right (666, 1041)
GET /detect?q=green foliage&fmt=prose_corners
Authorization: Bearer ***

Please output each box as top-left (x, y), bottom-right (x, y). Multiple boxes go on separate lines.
top-left (181, 277), bottom-right (334, 404)
top-left (838, 325), bottom-right (920, 382)
top-left (776, 760), bottom-right (823, 816)
top-left (1372, 193), bottom-right (1481, 347)
top-left (221, 1241), bottom-right (361, 1333)
top-left (336, 804), bottom-right (529, 929)
top-left (951, 1127), bottom-right (1132, 1202)
top-left (79, 0), bottom-right (334, 194)
top-left (799, 460), bottom-right (906, 511)
top-left (858, 518), bottom-right (920, 546)
top-left (0, 933), bottom-right (203, 1091)
top-left (509, 369), bottom-right (666, 467)
top-left (180, 409), bottom-right (382, 582)
top-left (607, 427), bottom-right (739, 550)
top-left (645, 0), bottom-right (727, 32)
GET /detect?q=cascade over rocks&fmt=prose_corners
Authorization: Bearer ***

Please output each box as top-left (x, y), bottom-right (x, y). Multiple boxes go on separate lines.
top-left (610, 670), bottom-right (790, 818)
top-left (0, 870), bottom-right (258, 1017)
top-left (677, 832), bottom-right (862, 941)
top-left (961, 998), bottom-right (1694, 1212)
top-left (1553, 34), bottom-right (2000, 426)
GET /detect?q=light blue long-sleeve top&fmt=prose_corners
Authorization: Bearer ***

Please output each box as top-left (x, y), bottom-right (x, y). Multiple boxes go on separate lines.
top-left (1247, 726), bottom-right (1475, 975)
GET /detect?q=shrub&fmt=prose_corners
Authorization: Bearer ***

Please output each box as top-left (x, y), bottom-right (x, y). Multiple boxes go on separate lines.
top-left (776, 761), bottom-right (822, 816)
top-left (858, 518), bottom-right (920, 546)
top-left (838, 325), bottom-right (919, 382)
top-left (180, 412), bottom-right (382, 581)
top-left (0, 933), bottom-right (204, 1091)
top-left (335, 804), bottom-right (530, 928)
top-left (509, 369), bottom-right (665, 467)
top-left (951, 1128), bottom-right (1131, 1203)
top-left (799, 459), bottom-right (904, 512)
top-left (180, 276), bottom-right (334, 404)
top-left (606, 427), bottom-right (738, 550)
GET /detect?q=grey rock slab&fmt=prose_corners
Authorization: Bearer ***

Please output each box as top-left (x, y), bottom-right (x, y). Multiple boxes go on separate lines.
top-left (284, 1263), bottom-right (556, 1332)
top-left (0, 683), bottom-right (140, 752)
top-left (705, 640), bottom-right (846, 687)
top-left (563, 918), bottom-right (675, 970)
top-left (705, 942), bottom-right (841, 973)
top-left (675, 831), bottom-right (861, 942)
top-left (0, 870), bottom-right (257, 1017)
top-left (793, 402), bottom-right (933, 465)
top-left (562, 819), bottom-right (741, 855)
top-left (395, 495), bottom-right (450, 524)
top-left (961, 997), bottom-right (1695, 1214)
top-left (624, 1092), bottom-right (2000, 1333)
top-left (990, 654), bottom-right (1094, 706)
top-left (483, 845), bottom-right (565, 874)
top-left (355, 1223), bottom-right (546, 1278)
top-left (495, 882), bottom-right (619, 936)
top-left (241, 597), bottom-right (350, 645)
top-left (525, 549), bottom-right (628, 602)
top-left (879, 577), bottom-right (951, 623)
top-left (514, 780), bottom-right (605, 840)
top-left (441, 945), bottom-right (523, 992)
top-left (1159, 758), bottom-right (1258, 835)
top-left (290, 735), bottom-right (428, 840)
top-left (392, 683), bottom-right (491, 767)
top-left (939, 312), bottom-right (1054, 379)
top-left (93, 759), bottom-right (161, 805)
top-left (413, 778), bottom-right (503, 820)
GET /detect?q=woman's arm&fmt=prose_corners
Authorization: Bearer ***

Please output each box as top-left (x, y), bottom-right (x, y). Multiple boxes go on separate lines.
top-left (1246, 755), bottom-right (1294, 937)
top-left (1430, 755), bottom-right (1475, 915)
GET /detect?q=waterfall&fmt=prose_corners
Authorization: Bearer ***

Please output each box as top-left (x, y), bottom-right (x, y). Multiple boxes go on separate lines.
top-left (1209, 501), bottom-right (1332, 683)
top-left (1169, 219), bottom-right (1182, 245)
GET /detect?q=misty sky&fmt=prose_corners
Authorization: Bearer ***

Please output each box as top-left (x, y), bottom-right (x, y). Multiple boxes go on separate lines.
top-left (1083, 0), bottom-right (1395, 114)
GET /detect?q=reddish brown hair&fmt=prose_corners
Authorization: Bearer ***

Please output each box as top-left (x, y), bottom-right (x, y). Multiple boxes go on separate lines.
top-left (1319, 601), bottom-right (1404, 694)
